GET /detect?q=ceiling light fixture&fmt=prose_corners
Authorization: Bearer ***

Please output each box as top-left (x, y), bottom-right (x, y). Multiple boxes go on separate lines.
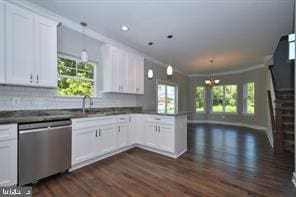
top-left (167, 35), bottom-right (174, 76)
top-left (80, 22), bottom-right (88, 63)
top-left (148, 69), bottom-right (154, 79)
top-left (121, 25), bottom-right (129, 31)
top-left (205, 60), bottom-right (220, 86)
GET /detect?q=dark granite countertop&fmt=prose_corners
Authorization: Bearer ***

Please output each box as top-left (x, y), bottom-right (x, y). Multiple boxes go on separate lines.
top-left (0, 107), bottom-right (188, 124)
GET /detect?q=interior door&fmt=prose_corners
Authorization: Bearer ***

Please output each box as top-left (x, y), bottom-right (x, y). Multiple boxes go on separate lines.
top-left (6, 4), bottom-right (35, 86)
top-left (35, 15), bottom-right (57, 87)
top-left (144, 122), bottom-right (158, 148)
top-left (117, 122), bottom-right (128, 148)
top-left (72, 127), bottom-right (97, 165)
top-left (98, 124), bottom-right (117, 155)
top-left (158, 124), bottom-right (174, 153)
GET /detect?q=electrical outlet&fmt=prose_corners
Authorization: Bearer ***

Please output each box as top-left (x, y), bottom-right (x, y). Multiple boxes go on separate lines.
top-left (222, 115), bottom-right (225, 119)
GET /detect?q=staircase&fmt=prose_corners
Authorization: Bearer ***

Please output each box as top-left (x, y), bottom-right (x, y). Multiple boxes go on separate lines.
top-left (275, 90), bottom-right (294, 152)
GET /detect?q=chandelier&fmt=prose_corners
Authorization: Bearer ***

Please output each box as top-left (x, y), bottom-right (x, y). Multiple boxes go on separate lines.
top-left (204, 60), bottom-right (220, 86)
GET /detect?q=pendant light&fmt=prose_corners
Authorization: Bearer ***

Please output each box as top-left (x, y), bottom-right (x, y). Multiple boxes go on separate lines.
top-left (205, 60), bottom-right (220, 86)
top-left (167, 35), bottom-right (174, 76)
top-left (148, 69), bottom-right (154, 79)
top-left (80, 22), bottom-right (88, 63)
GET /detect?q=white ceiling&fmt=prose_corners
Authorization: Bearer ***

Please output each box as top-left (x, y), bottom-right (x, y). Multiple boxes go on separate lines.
top-left (27, 0), bottom-right (294, 74)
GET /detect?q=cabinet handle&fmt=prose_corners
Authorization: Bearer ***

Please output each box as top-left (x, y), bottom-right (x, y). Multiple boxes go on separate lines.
top-left (129, 116), bottom-right (131, 123)
top-left (118, 85), bottom-right (120, 91)
top-left (30, 74), bottom-right (33, 83)
top-left (36, 74), bottom-right (39, 84)
top-left (155, 125), bottom-right (157, 132)
top-left (158, 125), bottom-right (160, 132)
top-left (155, 118), bottom-right (161, 121)
top-left (118, 126), bottom-right (120, 132)
top-left (96, 129), bottom-right (98, 137)
top-left (99, 129), bottom-right (101, 137)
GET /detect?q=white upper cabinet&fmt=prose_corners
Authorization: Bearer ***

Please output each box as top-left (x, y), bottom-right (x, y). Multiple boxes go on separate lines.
top-left (5, 3), bottom-right (57, 87)
top-left (101, 44), bottom-right (144, 94)
top-left (6, 4), bottom-right (35, 86)
top-left (0, 2), bottom-right (4, 84)
top-left (34, 15), bottom-right (57, 87)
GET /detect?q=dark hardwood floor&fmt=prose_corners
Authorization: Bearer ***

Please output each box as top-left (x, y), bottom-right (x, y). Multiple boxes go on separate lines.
top-left (33, 123), bottom-right (296, 196)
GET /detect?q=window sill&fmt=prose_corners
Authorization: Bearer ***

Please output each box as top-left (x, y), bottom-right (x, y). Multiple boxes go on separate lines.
top-left (210, 112), bottom-right (239, 115)
top-left (242, 112), bottom-right (255, 116)
top-left (195, 111), bottom-right (206, 114)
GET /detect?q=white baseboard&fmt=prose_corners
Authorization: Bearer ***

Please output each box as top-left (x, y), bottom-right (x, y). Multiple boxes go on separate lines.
top-left (266, 130), bottom-right (274, 148)
top-left (70, 144), bottom-right (187, 172)
top-left (292, 172), bottom-right (296, 187)
top-left (187, 120), bottom-right (267, 131)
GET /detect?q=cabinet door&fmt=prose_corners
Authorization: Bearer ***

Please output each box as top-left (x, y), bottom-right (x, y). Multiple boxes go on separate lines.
top-left (158, 124), bottom-right (174, 153)
top-left (0, 2), bottom-right (4, 83)
top-left (72, 127), bottom-right (97, 165)
top-left (6, 4), bottom-right (35, 86)
top-left (98, 124), bottom-right (117, 155)
top-left (0, 140), bottom-right (17, 186)
top-left (128, 115), bottom-right (136, 145)
top-left (119, 50), bottom-right (128, 93)
top-left (110, 47), bottom-right (120, 92)
top-left (144, 122), bottom-right (158, 148)
top-left (35, 15), bottom-right (57, 87)
top-left (127, 54), bottom-right (137, 94)
top-left (136, 57), bottom-right (144, 94)
top-left (117, 122), bottom-right (128, 148)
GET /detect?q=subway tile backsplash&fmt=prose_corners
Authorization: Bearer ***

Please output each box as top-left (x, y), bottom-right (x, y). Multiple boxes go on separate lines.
top-left (0, 85), bottom-right (137, 111)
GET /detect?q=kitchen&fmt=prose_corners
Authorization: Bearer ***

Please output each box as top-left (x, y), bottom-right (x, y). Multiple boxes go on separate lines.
top-left (0, 0), bottom-right (295, 196)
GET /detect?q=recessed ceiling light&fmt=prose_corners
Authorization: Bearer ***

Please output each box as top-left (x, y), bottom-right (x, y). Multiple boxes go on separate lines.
top-left (121, 25), bottom-right (129, 31)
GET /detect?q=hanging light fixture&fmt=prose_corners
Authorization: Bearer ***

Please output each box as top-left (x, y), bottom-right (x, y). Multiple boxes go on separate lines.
top-left (148, 69), bottom-right (153, 79)
top-left (80, 22), bottom-right (88, 63)
top-left (204, 60), bottom-right (220, 86)
top-left (167, 35), bottom-right (174, 76)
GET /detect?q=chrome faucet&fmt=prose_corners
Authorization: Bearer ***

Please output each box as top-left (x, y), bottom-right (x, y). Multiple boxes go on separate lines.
top-left (82, 95), bottom-right (93, 114)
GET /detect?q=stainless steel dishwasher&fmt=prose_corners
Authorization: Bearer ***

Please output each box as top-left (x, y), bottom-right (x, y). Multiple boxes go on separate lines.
top-left (18, 120), bottom-right (72, 185)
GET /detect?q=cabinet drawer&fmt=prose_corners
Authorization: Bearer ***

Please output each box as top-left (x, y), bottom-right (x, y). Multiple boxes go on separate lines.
top-left (72, 116), bottom-right (116, 129)
top-left (0, 124), bottom-right (17, 141)
top-left (116, 115), bottom-right (129, 123)
top-left (144, 115), bottom-right (174, 124)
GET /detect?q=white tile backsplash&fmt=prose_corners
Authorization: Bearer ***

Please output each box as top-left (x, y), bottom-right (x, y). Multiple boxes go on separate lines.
top-left (0, 85), bottom-right (138, 111)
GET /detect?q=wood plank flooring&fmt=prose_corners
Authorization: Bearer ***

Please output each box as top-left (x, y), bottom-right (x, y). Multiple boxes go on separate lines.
top-left (33, 123), bottom-right (296, 196)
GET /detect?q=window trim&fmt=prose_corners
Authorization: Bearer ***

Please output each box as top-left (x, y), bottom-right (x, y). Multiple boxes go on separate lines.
top-left (57, 53), bottom-right (97, 97)
top-left (195, 86), bottom-right (206, 113)
top-left (288, 33), bottom-right (295, 61)
top-left (156, 80), bottom-right (178, 114)
top-left (243, 82), bottom-right (255, 116)
top-left (211, 84), bottom-right (238, 114)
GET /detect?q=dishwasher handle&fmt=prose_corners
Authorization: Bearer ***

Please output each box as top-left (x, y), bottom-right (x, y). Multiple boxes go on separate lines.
top-left (19, 125), bottom-right (72, 134)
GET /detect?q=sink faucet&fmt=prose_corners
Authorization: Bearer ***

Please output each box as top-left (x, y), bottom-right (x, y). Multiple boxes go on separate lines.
top-left (82, 95), bottom-right (93, 114)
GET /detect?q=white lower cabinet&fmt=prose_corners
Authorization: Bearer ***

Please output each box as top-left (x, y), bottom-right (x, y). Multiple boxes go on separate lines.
top-left (72, 127), bottom-right (97, 165)
top-left (144, 122), bottom-right (158, 149)
top-left (98, 124), bottom-right (117, 155)
top-left (71, 114), bottom-right (187, 170)
top-left (0, 124), bottom-right (17, 186)
top-left (117, 119), bottom-right (128, 149)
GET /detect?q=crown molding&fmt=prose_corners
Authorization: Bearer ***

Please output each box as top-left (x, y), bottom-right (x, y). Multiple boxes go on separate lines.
top-left (188, 64), bottom-right (266, 77)
top-left (5, 0), bottom-right (186, 76)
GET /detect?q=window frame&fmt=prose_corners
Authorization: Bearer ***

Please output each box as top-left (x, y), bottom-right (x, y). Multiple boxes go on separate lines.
top-left (57, 53), bottom-right (97, 97)
top-left (195, 86), bottom-right (206, 113)
top-left (156, 80), bottom-right (178, 114)
top-left (243, 82), bottom-right (255, 116)
top-left (211, 84), bottom-right (238, 114)
top-left (288, 33), bottom-right (295, 61)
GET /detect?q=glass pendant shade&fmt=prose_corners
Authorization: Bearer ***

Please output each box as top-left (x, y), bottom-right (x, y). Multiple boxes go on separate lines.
top-left (204, 60), bottom-right (220, 86)
top-left (81, 49), bottom-right (88, 63)
top-left (148, 69), bottom-right (153, 79)
top-left (167, 65), bottom-right (173, 76)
